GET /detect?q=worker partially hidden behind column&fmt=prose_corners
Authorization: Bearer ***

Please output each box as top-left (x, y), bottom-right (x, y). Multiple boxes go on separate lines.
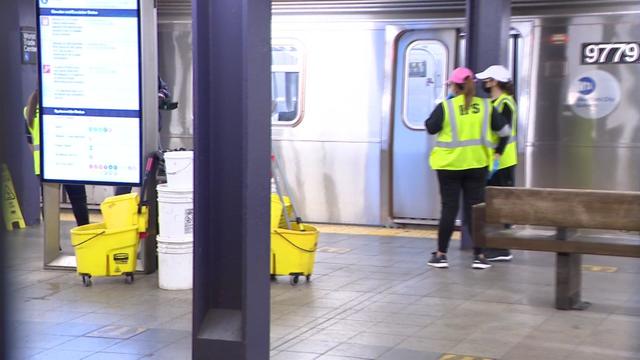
top-left (24, 89), bottom-right (90, 229)
top-left (476, 65), bottom-right (518, 262)
top-left (424, 67), bottom-right (511, 270)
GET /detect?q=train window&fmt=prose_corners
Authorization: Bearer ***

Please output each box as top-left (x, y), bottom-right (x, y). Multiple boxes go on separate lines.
top-left (272, 42), bottom-right (304, 126)
top-left (403, 40), bottom-right (447, 129)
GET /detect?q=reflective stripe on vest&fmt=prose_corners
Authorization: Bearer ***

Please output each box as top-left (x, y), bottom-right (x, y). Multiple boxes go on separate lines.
top-left (494, 94), bottom-right (517, 143)
top-left (490, 93), bottom-right (518, 169)
top-left (435, 98), bottom-right (490, 148)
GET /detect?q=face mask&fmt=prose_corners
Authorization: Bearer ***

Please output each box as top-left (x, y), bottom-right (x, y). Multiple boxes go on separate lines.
top-left (446, 92), bottom-right (455, 100)
top-left (482, 83), bottom-right (492, 94)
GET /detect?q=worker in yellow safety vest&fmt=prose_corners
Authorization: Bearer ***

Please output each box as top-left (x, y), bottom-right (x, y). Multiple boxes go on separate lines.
top-left (476, 65), bottom-right (518, 262)
top-left (424, 67), bottom-right (511, 270)
top-left (24, 89), bottom-right (89, 228)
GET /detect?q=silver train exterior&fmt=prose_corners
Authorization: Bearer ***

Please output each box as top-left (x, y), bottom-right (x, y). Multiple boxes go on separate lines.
top-left (137, 0), bottom-right (640, 226)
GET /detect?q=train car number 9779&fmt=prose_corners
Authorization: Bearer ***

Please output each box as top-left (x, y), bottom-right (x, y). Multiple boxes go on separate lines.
top-left (582, 42), bottom-right (640, 65)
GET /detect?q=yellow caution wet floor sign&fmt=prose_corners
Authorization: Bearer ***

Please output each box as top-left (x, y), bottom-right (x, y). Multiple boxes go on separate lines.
top-left (2, 164), bottom-right (26, 230)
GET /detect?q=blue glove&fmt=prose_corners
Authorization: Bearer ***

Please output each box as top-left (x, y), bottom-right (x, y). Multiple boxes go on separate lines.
top-left (488, 159), bottom-right (500, 180)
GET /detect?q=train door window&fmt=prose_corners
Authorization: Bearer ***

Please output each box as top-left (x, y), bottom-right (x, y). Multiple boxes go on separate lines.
top-left (272, 42), bottom-right (304, 125)
top-left (403, 40), bottom-right (447, 129)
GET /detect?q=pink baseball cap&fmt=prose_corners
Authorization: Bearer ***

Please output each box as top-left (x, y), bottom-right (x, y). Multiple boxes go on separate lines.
top-left (447, 67), bottom-right (475, 84)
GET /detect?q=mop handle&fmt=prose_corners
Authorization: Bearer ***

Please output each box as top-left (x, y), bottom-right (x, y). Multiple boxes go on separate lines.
top-left (271, 154), bottom-right (302, 225)
top-left (271, 157), bottom-right (292, 230)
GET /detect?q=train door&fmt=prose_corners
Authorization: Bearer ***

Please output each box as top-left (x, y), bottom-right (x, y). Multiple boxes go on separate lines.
top-left (390, 28), bottom-right (457, 222)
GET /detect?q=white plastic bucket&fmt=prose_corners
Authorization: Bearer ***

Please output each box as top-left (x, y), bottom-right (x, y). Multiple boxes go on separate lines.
top-left (164, 151), bottom-right (193, 189)
top-left (157, 184), bottom-right (194, 238)
top-left (157, 238), bottom-right (193, 290)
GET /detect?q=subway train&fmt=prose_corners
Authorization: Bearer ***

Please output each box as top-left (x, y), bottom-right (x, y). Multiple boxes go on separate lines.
top-left (83, 0), bottom-right (640, 226)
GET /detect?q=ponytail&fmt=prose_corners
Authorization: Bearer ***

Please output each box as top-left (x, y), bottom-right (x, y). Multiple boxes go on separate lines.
top-left (462, 76), bottom-right (475, 110)
top-left (498, 81), bottom-right (515, 96)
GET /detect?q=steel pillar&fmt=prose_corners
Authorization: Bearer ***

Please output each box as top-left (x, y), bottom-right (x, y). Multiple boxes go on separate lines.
top-left (192, 0), bottom-right (270, 359)
top-left (465, 0), bottom-right (511, 72)
top-left (0, 1), bottom-right (22, 357)
top-left (461, 0), bottom-right (511, 250)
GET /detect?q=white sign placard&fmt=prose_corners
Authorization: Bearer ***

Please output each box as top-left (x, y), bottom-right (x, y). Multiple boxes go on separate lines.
top-left (568, 69), bottom-right (621, 120)
top-left (37, 0), bottom-right (141, 185)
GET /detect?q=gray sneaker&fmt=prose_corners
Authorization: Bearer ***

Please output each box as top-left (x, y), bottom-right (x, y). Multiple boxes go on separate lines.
top-left (428, 252), bottom-right (448, 269)
top-left (485, 249), bottom-right (513, 262)
top-left (472, 255), bottom-right (492, 269)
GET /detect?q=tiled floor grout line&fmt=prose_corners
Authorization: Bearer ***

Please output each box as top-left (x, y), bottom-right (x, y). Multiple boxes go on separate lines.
top-left (271, 267), bottom-right (430, 355)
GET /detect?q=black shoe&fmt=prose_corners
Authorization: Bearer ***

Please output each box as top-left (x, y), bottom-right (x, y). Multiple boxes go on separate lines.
top-left (428, 252), bottom-right (448, 269)
top-left (472, 255), bottom-right (492, 269)
top-left (485, 249), bottom-right (513, 262)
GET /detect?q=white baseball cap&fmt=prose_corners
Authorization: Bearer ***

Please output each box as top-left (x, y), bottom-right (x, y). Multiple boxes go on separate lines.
top-left (476, 65), bottom-right (511, 82)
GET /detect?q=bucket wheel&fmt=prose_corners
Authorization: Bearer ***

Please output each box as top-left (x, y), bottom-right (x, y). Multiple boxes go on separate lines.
top-left (289, 275), bottom-right (300, 286)
top-left (305, 275), bottom-right (311, 282)
top-left (124, 273), bottom-right (135, 284)
top-left (81, 274), bottom-right (92, 287)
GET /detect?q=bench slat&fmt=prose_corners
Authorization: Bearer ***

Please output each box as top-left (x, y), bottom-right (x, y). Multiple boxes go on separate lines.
top-left (486, 187), bottom-right (640, 231)
top-left (485, 230), bottom-right (640, 258)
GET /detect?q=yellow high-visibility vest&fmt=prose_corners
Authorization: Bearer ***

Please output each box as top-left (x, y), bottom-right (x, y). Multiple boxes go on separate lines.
top-left (429, 95), bottom-right (493, 170)
top-left (489, 93), bottom-right (517, 170)
top-left (24, 106), bottom-right (40, 176)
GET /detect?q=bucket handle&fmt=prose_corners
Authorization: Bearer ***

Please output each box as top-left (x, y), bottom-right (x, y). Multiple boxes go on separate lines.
top-left (273, 231), bottom-right (317, 253)
top-left (165, 159), bottom-right (193, 175)
top-left (72, 230), bottom-right (107, 247)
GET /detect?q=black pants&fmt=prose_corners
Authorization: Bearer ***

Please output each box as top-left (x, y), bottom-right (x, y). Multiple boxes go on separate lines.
top-left (115, 186), bottom-right (132, 196)
top-left (436, 167), bottom-right (486, 255)
top-left (63, 185), bottom-right (89, 226)
top-left (40, 185), bottom-right (89, 226)
top-left (487, 165), bottom-right (515, 187)
top-left (487, 165), bottom-right (515, 235)
top-left (38, 180), bottom-right (89, 226)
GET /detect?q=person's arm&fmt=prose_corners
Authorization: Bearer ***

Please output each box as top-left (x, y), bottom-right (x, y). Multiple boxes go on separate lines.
top-left (490, 109), bottom-right (510, 156)
top-left (425, 103), bottom-right (445, 134)
top-left (501, 105), bottom-right (513, 128)
top-left (158, 77), bottom-right (171, 101)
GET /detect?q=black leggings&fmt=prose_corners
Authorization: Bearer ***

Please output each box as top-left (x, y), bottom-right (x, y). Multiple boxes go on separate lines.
top-left (64, 185), bottom-right (89, 226)
top-left (38, 182), bottom-right (89, 226)
top-left (488, 165), bottom-right (515, 232)
top-left (436, 167), bottom-right (486, 255)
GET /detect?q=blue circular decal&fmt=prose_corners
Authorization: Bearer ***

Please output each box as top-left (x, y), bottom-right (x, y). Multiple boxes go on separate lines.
top-left (577, 77), bottom-right (596, 95)
top-left (569, 70), bottom-right (620, 119)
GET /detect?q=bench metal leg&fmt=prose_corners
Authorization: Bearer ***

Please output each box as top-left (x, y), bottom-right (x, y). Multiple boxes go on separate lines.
top-left (555, 252), bottom-right (590, 310)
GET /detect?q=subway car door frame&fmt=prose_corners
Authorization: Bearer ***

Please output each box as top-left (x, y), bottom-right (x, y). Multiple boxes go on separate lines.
top-left (386, 26), bottom-right (459, 224)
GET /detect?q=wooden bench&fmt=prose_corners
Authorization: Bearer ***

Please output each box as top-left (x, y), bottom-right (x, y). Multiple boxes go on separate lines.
top-left (473, 187), bottom-right (640, 310)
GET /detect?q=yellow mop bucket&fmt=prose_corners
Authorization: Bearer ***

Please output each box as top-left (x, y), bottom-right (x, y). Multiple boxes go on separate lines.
top-left (71, 223), bottom-right (140, 286)
top-left (71, 193), bottom-right (149, 287)
top-left (270, 223), bottom-right (318, 285)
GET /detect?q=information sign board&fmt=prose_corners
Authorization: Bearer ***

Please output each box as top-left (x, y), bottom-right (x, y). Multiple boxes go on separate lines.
top-left (37, 0), bottom-right (142, 185)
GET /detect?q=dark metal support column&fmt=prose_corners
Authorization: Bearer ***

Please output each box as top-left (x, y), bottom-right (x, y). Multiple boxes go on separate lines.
top-left (461, 0), bottom-right (511, 250)
top-left (192, 0), bottom-right (270, 359)
top-left (465, 0), bottom-right (511, 72)
top-left (0, 0), bottom-right (22, 357)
